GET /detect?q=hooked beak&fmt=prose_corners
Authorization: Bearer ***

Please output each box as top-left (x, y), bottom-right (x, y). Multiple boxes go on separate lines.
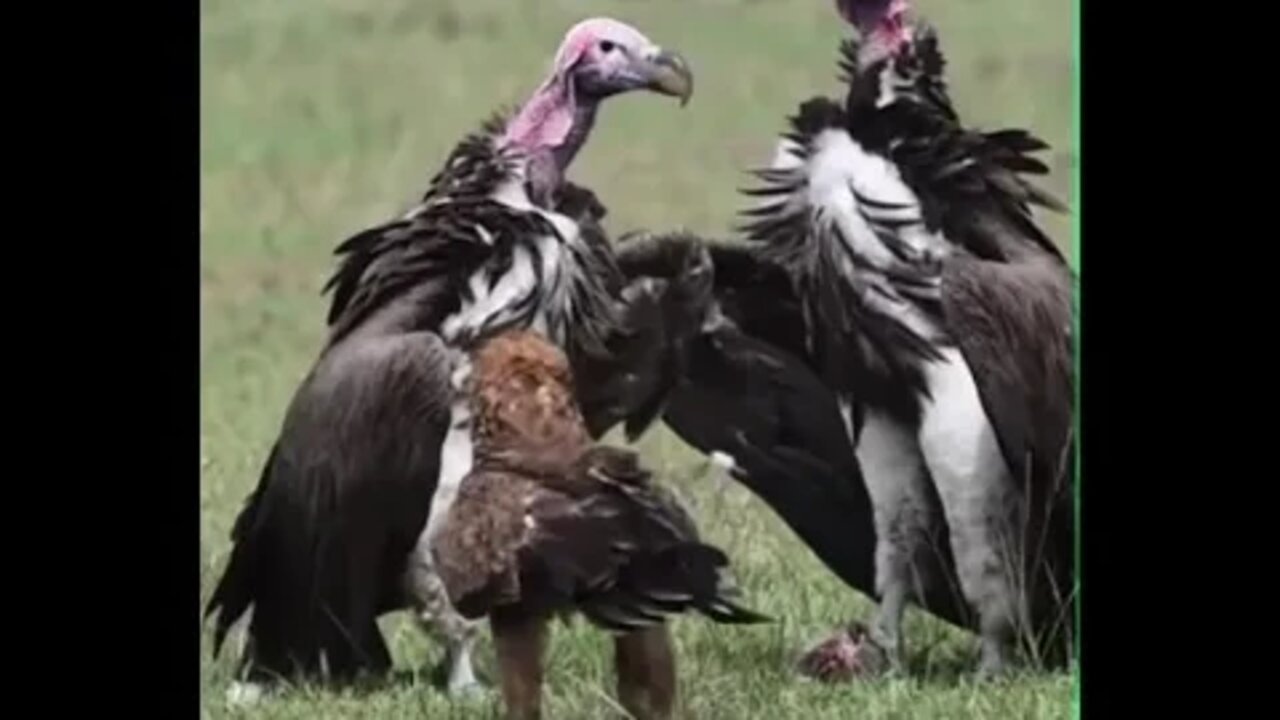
top-left (642, 49), bottom-right (694, 107)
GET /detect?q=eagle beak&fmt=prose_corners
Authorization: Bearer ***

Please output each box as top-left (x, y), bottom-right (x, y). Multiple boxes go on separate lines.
top-left (644, 49), bottom-right (694, 107)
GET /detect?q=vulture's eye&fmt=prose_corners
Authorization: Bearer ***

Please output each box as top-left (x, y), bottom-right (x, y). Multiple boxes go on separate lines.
top-left (598, 40), bottom-right (617, 53)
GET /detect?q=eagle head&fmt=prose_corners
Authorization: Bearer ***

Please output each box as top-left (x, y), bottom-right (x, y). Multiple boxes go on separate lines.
top-left (468, 330), bottom-right (591, 465)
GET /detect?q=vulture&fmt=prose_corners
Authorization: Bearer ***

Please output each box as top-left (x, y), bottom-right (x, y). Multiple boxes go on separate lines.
top-left (614, 0), bottom-right (1074, 677)
top-left (432, 329), bottom-right (767, 720)
top-left (203, 17), bottom-right (698, 697)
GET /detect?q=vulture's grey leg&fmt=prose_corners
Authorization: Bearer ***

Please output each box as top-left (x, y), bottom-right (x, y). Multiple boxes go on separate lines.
top-left (404, 353), bottom-right (485, 696)
top-left (402, 559), bottom-right (483, 694)
top-left (917, 348), bottom-right (1022, 677)
top-left (849, 402), bottom-right (938, 674)
top-left (224, 681), bottom-right (266, 707)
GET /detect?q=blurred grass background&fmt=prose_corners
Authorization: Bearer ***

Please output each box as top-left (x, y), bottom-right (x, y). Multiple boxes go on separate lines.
top-left (201, 0), bottom-right (1073, 717)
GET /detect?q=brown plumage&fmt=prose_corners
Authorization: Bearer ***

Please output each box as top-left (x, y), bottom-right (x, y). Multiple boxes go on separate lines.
top-left (431, 329), bottom-right (768, 720)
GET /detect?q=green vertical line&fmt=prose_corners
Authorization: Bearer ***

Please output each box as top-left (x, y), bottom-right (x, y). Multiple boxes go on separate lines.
top-left (1071, 0), bottom-right (1082, 719)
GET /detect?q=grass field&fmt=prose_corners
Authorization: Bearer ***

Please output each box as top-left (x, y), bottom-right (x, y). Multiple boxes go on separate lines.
top-left (200, 0), bottom-right (1075, 717)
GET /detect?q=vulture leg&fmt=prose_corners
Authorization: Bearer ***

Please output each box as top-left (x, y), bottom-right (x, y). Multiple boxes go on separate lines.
top-left (853, 407), bottom-right (949, 674)
top-left (917, 349), bottom-right (1021, 677)
top-left (224, 676), bottom-right (267, 707)
top-left (614, 625), bottom-right (677, 720)
top-left (490, 611), bottom-right (550, 720)
top-left (402, 560), bottom-right (483, 694)
top-left (404, 353), bottom-right (486, 695)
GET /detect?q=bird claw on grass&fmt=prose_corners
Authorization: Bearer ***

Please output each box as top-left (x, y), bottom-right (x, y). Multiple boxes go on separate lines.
top-left (445, 678), bottom-right (491, 701)
top-left (973, 660), bottom-right (1013, 685)
top-left (796, 622), bottom-right (890, 683)
top-left (428, 658), bottom-right (492, 701)
top-left (224, 679), bottom-right (268, 707)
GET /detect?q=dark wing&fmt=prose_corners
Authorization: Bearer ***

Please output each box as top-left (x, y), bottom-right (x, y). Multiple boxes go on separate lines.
top-left (659, 326), bottom-right (895, 601)
top-left (322, 117), bottom-right (533, 345)
top-left (567, 225), bottom-right (714, 439)
top-left (322, 194), bottom-right (561, 347)
top-left (551, 181), bottom-right (611, 244)
top-left (941, 254), bottom-right (1072, 504)
top-left (204, 331), bottom-right (455, 681)
top-left (610, 232), bottom-right (885, 600)
top-left (614, 231), bottom-right (811, 363)
top-left (575, 232), bottom-right (713, 439)
top-left (511, 448), bottom-right (770, 633)
top-left (431, 469), bottom-right (535, 620)
top-left (205, 442), bottom-right (279, 657)
top-left (892, 117), bottom-right (1068, 264)
top-left (547, 181), bottom-right (664, 436)
top-left (322, 211), bottom-right (490, 344)
top-left (941, 252), bottom-right (1074, 655)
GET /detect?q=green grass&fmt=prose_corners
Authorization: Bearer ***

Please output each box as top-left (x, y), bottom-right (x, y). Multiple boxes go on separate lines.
top-left (200, 0), bottom-right (1075, 717)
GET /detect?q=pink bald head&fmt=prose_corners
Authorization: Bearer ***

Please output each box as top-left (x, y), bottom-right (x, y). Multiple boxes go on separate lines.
top-left (500, 17), bottom-right (692, 190)
top-left (835, 0), bottom-right (913, 63)
top-left (547, 18), bottom-right (656, 84)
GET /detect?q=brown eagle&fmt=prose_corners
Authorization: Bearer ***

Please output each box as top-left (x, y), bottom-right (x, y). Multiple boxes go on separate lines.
top-left (431, 329), bottom-right (768, 720)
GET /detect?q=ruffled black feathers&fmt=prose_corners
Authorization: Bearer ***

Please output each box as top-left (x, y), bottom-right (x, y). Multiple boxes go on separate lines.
top-left (838, 27), bottom-right (1068, 261)
top-left (321, 111), bottom-right (623, 365)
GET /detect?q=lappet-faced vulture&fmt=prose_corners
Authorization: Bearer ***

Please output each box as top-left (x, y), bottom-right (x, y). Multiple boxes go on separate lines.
top-left (203, 17), bottom-right (698, 697)
top-left (614, 0), bottom-right (1074, 677)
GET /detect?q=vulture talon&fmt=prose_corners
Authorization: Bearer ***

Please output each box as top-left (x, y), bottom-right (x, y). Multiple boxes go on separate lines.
top-left (429, 649), bottom-right (489, 698)
top-left (224, 680), bottom-right (268, 708)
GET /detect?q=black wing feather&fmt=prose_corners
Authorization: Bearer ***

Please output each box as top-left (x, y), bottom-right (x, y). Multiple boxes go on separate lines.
top-left (940, 253), bottom-right (1075, 660)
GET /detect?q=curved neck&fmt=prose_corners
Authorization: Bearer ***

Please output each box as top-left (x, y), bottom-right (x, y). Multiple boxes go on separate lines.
top-left (502, 76), bottom-right (601, 205)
